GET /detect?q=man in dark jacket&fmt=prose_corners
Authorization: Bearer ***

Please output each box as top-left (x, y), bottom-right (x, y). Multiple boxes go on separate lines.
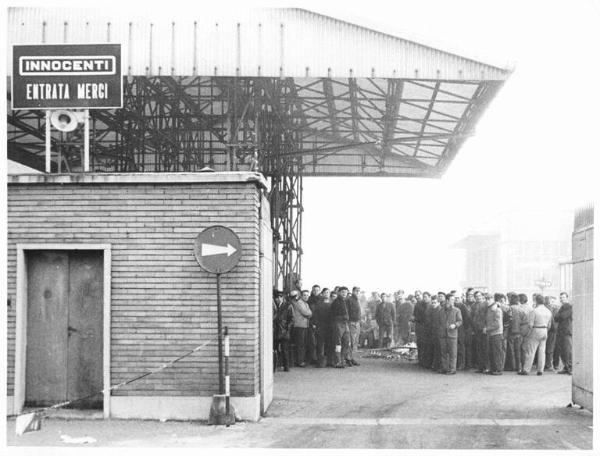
top-left (424, 295), bottom-right (441, 370)
top-left (331, 286), bottom-right (352, 368)
top-left (472, 290), bottom-right (489, 373)
top-left (544, 295), bottom-right (561, 372)
top-left (413, 292), bottom-right (430, 367)
top-left (455, 294), bottom-right (471, 370)
top-left (313, 288), bottom-right (334, 368)
top-left (437, 293), bottom-right (463, 374)
top-left (506, 292), bottom-right (525, 372)
top-left (347, 286), bottom-right (362, 366)
top-left (306, 285), bottom-right (321, 365)
top-left (556, 292), bottom-right (573, 374)
top-left (397, 294), bottom-right (414, 345)
top-left (273, 290), bottom-right (294, 371)
top-left (376, 293), bottom-right (396, 348)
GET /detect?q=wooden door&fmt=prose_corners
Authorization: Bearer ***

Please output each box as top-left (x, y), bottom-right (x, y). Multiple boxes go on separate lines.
top-left (66, 251), bottom-right (104, 408)
top-left (26, 251), bottom-right (69, 406)
top-left (25, 250), bottom-right (103, 409)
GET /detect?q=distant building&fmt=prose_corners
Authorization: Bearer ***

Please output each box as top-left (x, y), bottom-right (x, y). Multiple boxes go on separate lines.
top-left (454, 209), bottom-right (573, 297)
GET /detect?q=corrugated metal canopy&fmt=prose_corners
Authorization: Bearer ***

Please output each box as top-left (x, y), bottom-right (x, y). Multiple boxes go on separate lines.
top-left (8, 7), bottom-right (511, 80)
top-left (6, 7), bottom-right (510, 178)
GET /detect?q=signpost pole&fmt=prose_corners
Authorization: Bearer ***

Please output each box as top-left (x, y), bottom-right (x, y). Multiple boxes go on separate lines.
top-left (216, 273), bottom-right (224, 395)
top-left (194, 226), bottom-right (241, 425)
top-left (45, 110), bottom-right (51, 173)
top-left (83, 109), bottom-right (90, 172)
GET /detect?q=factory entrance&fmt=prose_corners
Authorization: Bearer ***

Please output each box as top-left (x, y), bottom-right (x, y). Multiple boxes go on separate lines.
top-left (25, 250), bottom-right (104, 409)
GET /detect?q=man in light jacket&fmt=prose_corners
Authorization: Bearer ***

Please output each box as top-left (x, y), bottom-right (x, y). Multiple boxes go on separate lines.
top-left (485, 293), bottom-right (504, 375)
top-left (519, 294), bottom-right (552, 376)
top-left (291, 289), bottom-right (312, 367)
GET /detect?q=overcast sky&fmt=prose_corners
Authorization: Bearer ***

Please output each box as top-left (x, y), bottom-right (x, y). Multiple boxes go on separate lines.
top-left (296, 0), bottom-right (600, 292)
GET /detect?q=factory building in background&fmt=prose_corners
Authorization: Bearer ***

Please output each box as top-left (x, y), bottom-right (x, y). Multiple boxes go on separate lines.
top-left (455, 208), bottom-right (573, 297)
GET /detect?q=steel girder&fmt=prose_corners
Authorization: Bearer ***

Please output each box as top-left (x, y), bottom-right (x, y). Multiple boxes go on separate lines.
top-left (7, 75), bottom-right (504, 291)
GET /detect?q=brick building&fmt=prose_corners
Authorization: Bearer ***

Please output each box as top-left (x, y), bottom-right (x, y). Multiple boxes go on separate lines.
top-left (6, 172), bottom-right (273, 420)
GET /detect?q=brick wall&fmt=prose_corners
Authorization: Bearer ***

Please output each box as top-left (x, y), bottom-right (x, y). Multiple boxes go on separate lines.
top-left (7, 174), bottom-right (264, 398)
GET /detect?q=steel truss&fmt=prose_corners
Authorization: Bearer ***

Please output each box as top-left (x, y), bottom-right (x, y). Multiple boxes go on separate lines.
top-left (7, 75), bottom-right (504, 290)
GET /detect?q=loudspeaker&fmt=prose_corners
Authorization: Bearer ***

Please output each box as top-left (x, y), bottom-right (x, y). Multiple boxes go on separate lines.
top-left (50, 110), bottom-right (82, 132)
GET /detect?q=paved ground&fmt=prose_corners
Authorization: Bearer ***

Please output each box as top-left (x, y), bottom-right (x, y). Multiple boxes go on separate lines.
top-left (5, 351), bottom-right (594, 449)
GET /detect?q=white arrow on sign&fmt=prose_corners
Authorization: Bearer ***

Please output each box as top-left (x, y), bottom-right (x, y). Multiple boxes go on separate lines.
top-left (201, 243), bottom-right (237, 257)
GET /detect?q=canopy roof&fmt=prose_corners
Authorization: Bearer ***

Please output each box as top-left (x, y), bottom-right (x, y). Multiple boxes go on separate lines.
top-left (6, 8), bottom-right (511, 178)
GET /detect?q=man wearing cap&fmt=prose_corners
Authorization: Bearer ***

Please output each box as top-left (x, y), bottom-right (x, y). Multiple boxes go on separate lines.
top-left (273, 290), bottom-right (293, 371)
top-left (520, 294), bottom-right (553, 375)
top-left (347, 286), bottom-right (362, 366)
top-left (291, 289), bottom-right (312, 367)
top-left (331, 286), bottom-right (352, 368)
top-left (436, 293), bottom-right (463, 374)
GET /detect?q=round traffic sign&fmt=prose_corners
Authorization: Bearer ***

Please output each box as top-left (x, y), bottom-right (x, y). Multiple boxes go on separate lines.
top-left (193, 226), bottom-right (242, 274)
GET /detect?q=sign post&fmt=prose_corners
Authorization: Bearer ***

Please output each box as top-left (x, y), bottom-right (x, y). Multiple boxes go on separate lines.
top-left (193, 226), bottom-right (242, 425)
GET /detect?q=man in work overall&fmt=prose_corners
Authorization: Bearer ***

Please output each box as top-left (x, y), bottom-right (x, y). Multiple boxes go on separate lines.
top-left (519, 294), bottom-right (552, 376)
top-left (437, 293), bottom-right (463, 374)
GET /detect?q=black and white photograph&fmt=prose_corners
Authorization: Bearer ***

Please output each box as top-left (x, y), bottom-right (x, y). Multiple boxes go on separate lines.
top-left (1, 0), bottom-right (598, 452)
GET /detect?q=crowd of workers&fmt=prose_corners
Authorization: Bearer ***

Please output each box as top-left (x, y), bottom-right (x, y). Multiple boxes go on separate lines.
top-left (273, 285), bottom-right (573, 376)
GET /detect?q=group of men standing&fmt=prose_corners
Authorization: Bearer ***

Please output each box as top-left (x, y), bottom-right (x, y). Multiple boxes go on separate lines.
top-left (272, 285), bottom-right (363, 370)
top-left (273, 284), bottom-right (574, 377)
top-left (413, 289), bottom-right (573, 376)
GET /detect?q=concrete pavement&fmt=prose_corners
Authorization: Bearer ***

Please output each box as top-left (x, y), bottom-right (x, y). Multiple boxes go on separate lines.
top-left (5, 351), bottom-right (593, 449)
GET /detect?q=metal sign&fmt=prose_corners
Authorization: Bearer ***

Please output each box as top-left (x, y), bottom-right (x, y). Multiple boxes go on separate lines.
top-left (193, 226), bottom-right (242, 274)
top-left (12, 44), bottom-right (122, 110)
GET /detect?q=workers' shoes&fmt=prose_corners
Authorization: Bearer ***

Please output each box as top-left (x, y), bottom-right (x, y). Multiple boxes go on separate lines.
top-left (297, 362), bottom-right (306, 368)
top-left (518, 371), bottom-right (529, 375)
top-left (537, 372), bottom-right (543, 376)
top-left (490, 371), bottom-right (502, 375)
top-left (350, 359), bottom-right (360, 366)
top-left (334, 363), bottom-right (345, 369)
top-left (558, 369), bottom-right (572, 375)
top-left (445, 371), bottom-right (456, 375)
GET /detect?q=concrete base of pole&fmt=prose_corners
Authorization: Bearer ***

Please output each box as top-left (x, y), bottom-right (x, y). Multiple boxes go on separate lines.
top-left (207, 395), bottom-right (236, 425)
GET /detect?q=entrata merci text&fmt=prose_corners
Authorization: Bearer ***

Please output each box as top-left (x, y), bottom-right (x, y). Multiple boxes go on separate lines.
top-left (25, 83), bottom-right (109, 101)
